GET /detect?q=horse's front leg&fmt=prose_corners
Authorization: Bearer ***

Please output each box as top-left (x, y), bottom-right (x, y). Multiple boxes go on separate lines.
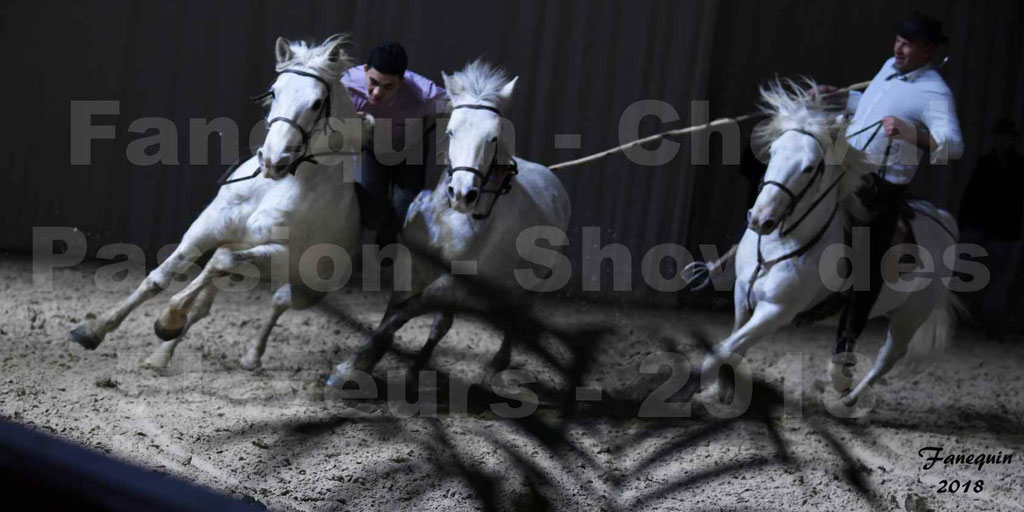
top-left (701, 301), bottom-right (797, 401)
top-left (481, 330), bottom-right (515, 389)
top-left (326, 294), bottom-right (431, 388)
top-left (412, 310), bottom-right (455, 372)
top-left (143, 283), bottom-right (218, 369)
top-left (154, 244), bottom-right (285, 340)
top-left (70, 239), bottom-right (212, 350)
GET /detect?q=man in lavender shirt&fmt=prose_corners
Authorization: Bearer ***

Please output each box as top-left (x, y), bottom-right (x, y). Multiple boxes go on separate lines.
top-left (342, 42), bottom-right (448, 247)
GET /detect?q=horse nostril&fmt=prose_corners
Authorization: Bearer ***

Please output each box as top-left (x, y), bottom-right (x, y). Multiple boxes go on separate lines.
top-left (446, 186), bottom-right (455, 200)
top-left (464, 189), bottom-right (479, 205)
top-left (746, 210), bottom-right (753, 223)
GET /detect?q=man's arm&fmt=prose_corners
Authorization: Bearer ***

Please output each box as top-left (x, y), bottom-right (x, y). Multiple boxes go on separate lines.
top-left (920, 88), bottom-right (964, 163)
top-left (880, 92), bottom-right (962, 159)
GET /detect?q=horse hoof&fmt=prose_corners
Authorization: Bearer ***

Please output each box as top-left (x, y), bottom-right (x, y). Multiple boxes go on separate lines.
top-left (326, 361), bottom-right (376, 393)
top-left (142, 354), bottom-right (170, 370)
top-left (70, 325), bottom-right (103, 350)
top-left (326, 363), bottom-right (353, 389)
top-left (828, 356), bottom-right (856, 393)
top-left (153, 319), bottom-right (184, 341)
top-left (840, 393), bottom-right (859, 408)
top-left (239, 354), bottom-right (262, 371)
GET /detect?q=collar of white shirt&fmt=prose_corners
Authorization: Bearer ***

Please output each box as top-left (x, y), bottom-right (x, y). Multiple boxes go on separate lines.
top-left (884, 62), bottom-right (932, 83)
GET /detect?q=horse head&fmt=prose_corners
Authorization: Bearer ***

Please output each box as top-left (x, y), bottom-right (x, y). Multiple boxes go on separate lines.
top-left (257, 35), bottom-right (354, 180)
top-left (441, 61), bottom-right (518, 215)
top-left (748, 79), bottom-right (847, 235)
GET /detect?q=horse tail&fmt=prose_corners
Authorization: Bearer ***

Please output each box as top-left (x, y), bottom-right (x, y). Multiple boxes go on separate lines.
top-left (908, 289), bottom-right (964, 358)
top-left (902, 202), bottom-right (963, 358)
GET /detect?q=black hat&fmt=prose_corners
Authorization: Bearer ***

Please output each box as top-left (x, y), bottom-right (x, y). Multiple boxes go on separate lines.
top-left (366, 42), bottom-right (408, 76)
top-left (892, 11), bottom-right (948, 44)
top-left (993, 118), bottom-right (1019, 136)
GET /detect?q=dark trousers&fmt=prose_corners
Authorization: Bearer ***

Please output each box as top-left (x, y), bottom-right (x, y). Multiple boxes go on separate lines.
top-left (835, 176), bottom-right (908, 354)
top-left (355, 148), bottom-right (425, 232)
top-left (354, 124), bottom-right (438, 243)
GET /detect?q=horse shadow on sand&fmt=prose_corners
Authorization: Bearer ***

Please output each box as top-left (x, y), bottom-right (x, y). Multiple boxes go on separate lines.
top-left (195, 242), bottom-right (929, 512)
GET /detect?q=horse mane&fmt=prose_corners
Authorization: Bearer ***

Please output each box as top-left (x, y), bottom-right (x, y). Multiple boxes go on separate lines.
top-left (275, 34), bottom-right (352, 83)
top-left (751, 77), bottom-right (876, 200)
top-left (447, 60), bottom-right (510, 107)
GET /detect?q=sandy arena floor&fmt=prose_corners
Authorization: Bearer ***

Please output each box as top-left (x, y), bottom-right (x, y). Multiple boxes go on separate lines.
top-left (0, 256), bottom-right (1022, 511)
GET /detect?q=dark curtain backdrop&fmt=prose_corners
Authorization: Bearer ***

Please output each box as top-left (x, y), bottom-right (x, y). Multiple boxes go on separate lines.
top-left (2, 0), bottom-right (1022, 301)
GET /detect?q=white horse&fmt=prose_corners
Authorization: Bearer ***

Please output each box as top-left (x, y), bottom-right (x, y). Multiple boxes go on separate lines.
top-left (327, 61), bottom-right (572, 387)
top-left (71, 35), bottom-right (368, 370)
top-left (701, 80), bottom-right (959, 406)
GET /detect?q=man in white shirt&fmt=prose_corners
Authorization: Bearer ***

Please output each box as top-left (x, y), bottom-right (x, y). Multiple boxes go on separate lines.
top-left (816, 11), bottom-right (964, 361)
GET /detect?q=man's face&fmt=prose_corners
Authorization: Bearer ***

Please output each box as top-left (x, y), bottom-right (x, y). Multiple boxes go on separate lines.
top-left (364, 65), bottom-right (403, 105)
top-left (892, 35), bottom-right (934, 73)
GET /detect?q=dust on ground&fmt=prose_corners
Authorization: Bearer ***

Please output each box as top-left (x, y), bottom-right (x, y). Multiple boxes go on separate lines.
top-left (1, 256), bottom-right (1022, 511)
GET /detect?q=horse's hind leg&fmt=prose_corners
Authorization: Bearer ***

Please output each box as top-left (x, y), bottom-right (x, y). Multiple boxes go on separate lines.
top-left (154, 244), bottom-right (285, 340)
top-left (240, 284), bottom-right (325, 370)
top-left (841, 309), bottom-right (923, 406)
top-left (143, 283), bottom-right (218, 369)
top-left (71, 241), bottom-right (209, 350)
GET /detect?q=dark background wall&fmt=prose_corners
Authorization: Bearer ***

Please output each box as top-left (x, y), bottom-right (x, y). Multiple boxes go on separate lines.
top-left (2, 0), bottom-right (1022, 302)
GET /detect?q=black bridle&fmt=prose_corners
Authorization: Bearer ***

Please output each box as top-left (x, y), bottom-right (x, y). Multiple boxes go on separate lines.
top-left (746, 127), bottom-right (846, 310)
top-left (218, 68), bottom-right (343, 185)
top-left (757, 128), bottom-right (829, 232)
top-left (445, 104), bottom-right (518, 220)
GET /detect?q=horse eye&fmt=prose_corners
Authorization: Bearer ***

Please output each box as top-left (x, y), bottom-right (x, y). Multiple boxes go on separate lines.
top-left (490, 136), bottom-right (498, 143)
top-left (445, 129), bottom-right (453, 138)
top-left (311, 99), bottom-right (323, 111)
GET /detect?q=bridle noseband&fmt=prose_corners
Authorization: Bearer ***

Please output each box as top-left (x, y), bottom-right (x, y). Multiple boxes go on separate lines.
top-left (446, 103), bottom-right (518, 220)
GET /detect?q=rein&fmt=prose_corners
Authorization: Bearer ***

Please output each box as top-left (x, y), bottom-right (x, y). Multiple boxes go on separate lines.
top-left (446, 103), bottom-right (519, 220)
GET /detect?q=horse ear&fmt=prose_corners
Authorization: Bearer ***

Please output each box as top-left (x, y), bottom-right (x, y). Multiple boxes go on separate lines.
top-left (442, 72), bottom-right (463, 98)
top-left (325, 35), bottom-right (346, 63)
top-left (275, 37), bottom-right (293, 64)
top-left (497, 76), bottom-right (518, 104)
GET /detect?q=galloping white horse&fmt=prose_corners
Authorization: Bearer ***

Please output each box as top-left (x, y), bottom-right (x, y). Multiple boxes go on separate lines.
top-left (327, 61), bottom-right (572, 387)
top-left (71, 35), bottom-right (367, 370)
top-left (702, 80), bottom-right (959, 406)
